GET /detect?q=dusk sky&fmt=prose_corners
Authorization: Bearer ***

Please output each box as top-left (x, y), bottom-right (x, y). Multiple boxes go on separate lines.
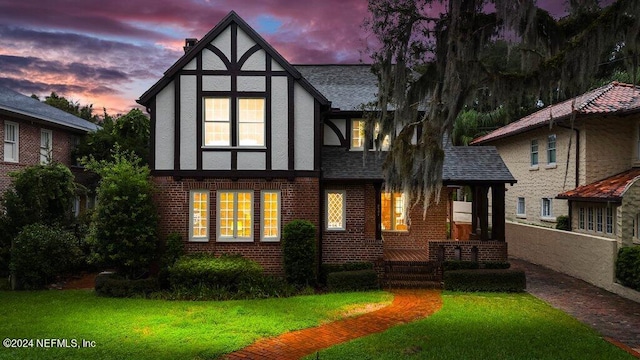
top-left (0, 1), bottom-right (575, 115)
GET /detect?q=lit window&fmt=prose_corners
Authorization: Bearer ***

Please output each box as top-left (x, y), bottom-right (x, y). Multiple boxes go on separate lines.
top-left (578, 207), bottom-right (585, 230)
top-left (531, 139), bottom-right (538, 166)
top-left (218, 191), bottom-right (253, 241)
top-left (596, 208), bottom-right (603, 232)
top-left (4, 121), bottom-right (18, 162)
top-left (238, 98), bottom-right (265, 146)
top-left (381, 192), bottom-right (408, 231)
top-left (547, 134), bottom-right (556, 164)
top-left (204, 98), bottom-right (231, 146)
top-left (261, 191), bottom-right (280, 241)
top-left (516, 197), bottom-right (526, 216)
top-left (351, 119), bottom-right (389, 150)
top-left (541, 198), bottom-right (552, 218)
top-left (40, 129), bottom-right (52, 164)
top-left (190, 190), bottom-right (209, 242)
top-left (587, 207), bottom-right (594, 231)
top-left (326, 191), bottom-right (345, 230)
top-left (606, 207), bottom-right (614, 234)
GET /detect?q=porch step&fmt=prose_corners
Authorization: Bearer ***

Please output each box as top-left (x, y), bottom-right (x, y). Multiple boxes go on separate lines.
top-left (382, 260), bottom-right (443, 289)
top-left (383, 279), bottom-right (443, 289)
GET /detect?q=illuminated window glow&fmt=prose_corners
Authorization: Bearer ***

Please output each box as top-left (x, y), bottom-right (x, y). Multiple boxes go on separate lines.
top-left (190, 190), bottom-right (209, 241)
top-left (218, 191), bottom-right (253, 241)
top-left (261, 191), bottom-right (280, 241)
top-left (381, 192), bottom-right (408, 231)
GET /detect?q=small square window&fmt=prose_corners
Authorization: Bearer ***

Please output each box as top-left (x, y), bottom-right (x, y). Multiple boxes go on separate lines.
top-left (516, 197), bottom-right (526, 216)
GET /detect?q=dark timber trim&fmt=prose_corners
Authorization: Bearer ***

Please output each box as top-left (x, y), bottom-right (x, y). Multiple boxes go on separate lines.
top-left (149, 98), bottom-right (156, 170)
top-left (324, 119), bottom-right (347, 147)
top-left (287, 76), bottom-right (295, 170)
top-left (204, 45), bottom-right (231, 69)
top-left (153, 169), bottom-right (321, 178)
top-left (265, 53), bottom-right (273, 170)
top-left (174, 78), bottom-right (181, 170)
top-left (314, 101), bottom-right (321, 170)
top-left (178, 70), bottom-right (288, 76)
top-left (196, 52), bottom-right (203, 170)
top-left (237, 44), bottom-right (262, 68)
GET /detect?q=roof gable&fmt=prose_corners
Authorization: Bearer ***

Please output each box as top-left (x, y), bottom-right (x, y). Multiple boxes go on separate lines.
top-left (472, 82), bottom-right (640, 145)
top-left (138, 11), bottom-right (328, 106)
top-left (0, 86), bottom-right (99, 133)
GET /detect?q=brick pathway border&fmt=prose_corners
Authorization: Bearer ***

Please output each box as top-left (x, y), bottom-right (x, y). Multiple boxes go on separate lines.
top-left (223, 289), bottom-right (442, 360)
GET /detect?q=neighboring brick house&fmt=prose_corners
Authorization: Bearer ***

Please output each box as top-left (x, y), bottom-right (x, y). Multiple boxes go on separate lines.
top-left (0, 86), bottom-right (99, 210)
top-left (138, 11), bottom-right (515, 274)
top-left (472, 82), bottom-right (640, 247)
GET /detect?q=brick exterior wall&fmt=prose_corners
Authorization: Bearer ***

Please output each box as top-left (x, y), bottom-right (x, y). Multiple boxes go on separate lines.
top-left (152, 176), bottom-right (320, 274)
top-left (0, 117), bottom-right (75, 194)
top-left (427, 241), bottom-right (508, 262)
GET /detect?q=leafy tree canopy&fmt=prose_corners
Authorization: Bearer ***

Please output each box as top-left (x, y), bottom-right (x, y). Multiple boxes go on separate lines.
top-left (364, 0), bottom-right (640, 213)
top-left (31, 92), bottom-right (100, 123)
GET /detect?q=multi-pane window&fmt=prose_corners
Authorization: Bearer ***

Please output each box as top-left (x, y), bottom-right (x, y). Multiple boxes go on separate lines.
top-left (40, 129), bottom-right (52, 164)
top-left (541, 198), bottom-right (552, 218)
top-left (596, 208), bottom-right (603, 232)
top-left (516, 197), bottom-right (526, 216)
top-left (4, 121), bottom-right (18, 162)
top-left (189, 190), bottom-right (209, 241)
top-left (350, 119), bottom-right (389, 150)
top-left (381, 192), bottom-right (408, 231)
top-left (204, 98), bottom-right (231, 146)
top-left (261, 191), bottom-right (280, 241)
top-left (218, 191), bottom-right (253, 241)
top-left (326, 190), bottom-right (345, 230)
top-left (238, 98), bottom-right (265, 146)
top-left (587, 207), bottom-right (594, 231)
top-left (606, 207), bottom-right (614, 234)
top-left (547, 134), bottom-right (556, 164)
top-left (531, 139), bottom-right (539, 166)
top-left (579, 207), bottom-right (585, 230)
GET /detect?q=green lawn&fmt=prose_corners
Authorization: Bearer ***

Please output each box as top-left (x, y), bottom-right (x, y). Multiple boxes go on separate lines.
top-left (308, 292), bottom-right (635, 360)
top-left (0, 290), bottom-right (391, 359)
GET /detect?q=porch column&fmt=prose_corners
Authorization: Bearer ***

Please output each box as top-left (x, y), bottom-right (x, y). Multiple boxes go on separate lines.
top-left (478, 186), bottom-right (489, 241)
top-left (471, 186), bottom-right (478, 235)
top-left (373, 182), bottom-right (382, 241)
top-left (491, 183), bottom-right (505, 242)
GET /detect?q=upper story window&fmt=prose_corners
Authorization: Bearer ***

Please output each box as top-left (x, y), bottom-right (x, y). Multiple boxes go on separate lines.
top-left (203, 98), bottom-right (264, 147)
top-left (350, 119), bottom-right (389, 151)
top-left (530, 139), bottom-right (538, 166)
top-left (547, 134), bottom-right (556, 164)
top-left (381, 192), bottom-right (407, 231)
top-left (40, 129), bottom-right (52, 164)
top-left (4, 121), bottom-right (18, 163)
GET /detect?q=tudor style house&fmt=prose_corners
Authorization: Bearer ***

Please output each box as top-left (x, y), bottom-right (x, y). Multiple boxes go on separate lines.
top-left (139, 11), bottom-right (515, 275)
top-left (472, 82), bottom-right (640, 248)
top-left (0, 86), bottom-right (99, 211)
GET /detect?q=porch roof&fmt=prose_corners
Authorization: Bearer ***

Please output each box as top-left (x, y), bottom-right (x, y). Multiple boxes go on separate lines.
top-left (557, 168), bottom-right (640, 203)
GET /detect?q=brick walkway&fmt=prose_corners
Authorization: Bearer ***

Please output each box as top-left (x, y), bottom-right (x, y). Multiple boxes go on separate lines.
top-left (223, 289), bottom-right (442, 360)
top-left (510, 258), bottom-right (640, 357)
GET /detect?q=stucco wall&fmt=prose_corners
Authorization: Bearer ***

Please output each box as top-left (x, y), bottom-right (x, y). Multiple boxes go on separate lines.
top-left (491, 126), bottom-right (577, 227)
top-left (583, 116), bottom-right (635, 184)
top-left (620, 179), bottom-right (640, 247)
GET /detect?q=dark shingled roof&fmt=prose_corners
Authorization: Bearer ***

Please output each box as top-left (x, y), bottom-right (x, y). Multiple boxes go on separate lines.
top-left (295, 65), bottom-right (377, 111)
top-left (322, 143), bottom-right (515, 184)
top-left (0, 86), bottom-right (99, 133)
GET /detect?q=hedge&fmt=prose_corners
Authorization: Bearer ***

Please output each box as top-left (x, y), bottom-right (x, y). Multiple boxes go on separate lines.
top-left (282, 220), bottom-right (316, 287)
top-left (616, 246), bottom-right (640, 291)
top-left (319, 262), bottom-right (373, 284)
top-left (168, 254), bottom-right (263, 291)
top-left (327, 269), bottom-right (379, 292)
top-left (443, 269), bottom-right (526, 292)
top-left (443, 261), bottom-right (510, 271)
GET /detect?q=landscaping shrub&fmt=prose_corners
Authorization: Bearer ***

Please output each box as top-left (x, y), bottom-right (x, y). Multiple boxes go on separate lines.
top-left (616, 246), bottom-right (640, 290)
top-left (10, 224), bottom-right (81, 290)
top-left (556, 215), bottom-right (571, 231)
top-left (162, 232), bottom-right (185, 267)
top-left (95, 276), bottom-right (159, 298)
top-left (482, 261), bottom-right (511, 269)
top-left (443, 269), bottom-right (526, 292)
top-left (282, 220), bottom-right (316, 287)
top-left (443, 261), bottom-right (480, 271)
top-left (319, 262), bottom-right (373, 284)
top-left (327, 269), bottom-right (379, 292)
top-left (168, 254), bottom-right (263, 291)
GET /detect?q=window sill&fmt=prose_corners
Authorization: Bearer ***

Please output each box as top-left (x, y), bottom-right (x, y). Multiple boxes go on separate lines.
top-left (545, 163), bottom-right (557, 169)
top-left (516, 214), bottom-right (527, 219)
top-left (216, 238), bottom-right (254, 243)
top-left (540, 216), bottom-right (557, 222)
top-left (188, 238), bottom-right (209, 243)
top-left (382, 230), bottom-right (409, 233)
top-left (326, 228), bottom-right (346, 232)
top-left (260, 238), bottom-right (281, 243)
top-left (529, 165), bottom-right (539, 171)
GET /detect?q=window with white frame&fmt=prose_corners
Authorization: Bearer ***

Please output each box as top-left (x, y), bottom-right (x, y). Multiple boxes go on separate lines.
top-left (72, 197), bottom-right (80, 218)
top-left (596, 208), bottom-right (603, 232)
top-left (4, 121), bottom-right (18, 162)
top-left (541, 198), bottom-right (553, 218)
top-left (547, 134), bottom-right (556, 164)
top-left (587, 207), bottom-right (594, 231)
top-left (350, 119), bottom-right (389, 150)
top-left (606, 207), bottom-right (614, 234)
top-left (516, 197), bottom-right (526, 216)
top-left (203, 98), bottom-right (265, 147)
top-left (217, 191), bottom-right (253, 241)
top-left (40, 129), bottom-right (52, 164)
top-left (381, 192), bottom-right (407, 231)
top-left (261, 190), bottom-right (280, 241)
top-left (326, 190), bottom-right (345, 230)
top-left (578, 207), bottom-right (585, 230)
top-left (189, 190), bottom-right (209, 241)
top-left (530, 139), bottom-right (539, 166)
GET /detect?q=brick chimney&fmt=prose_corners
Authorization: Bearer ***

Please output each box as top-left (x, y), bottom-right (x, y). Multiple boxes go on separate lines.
top-left (183, 38), bottom-right (198, 53)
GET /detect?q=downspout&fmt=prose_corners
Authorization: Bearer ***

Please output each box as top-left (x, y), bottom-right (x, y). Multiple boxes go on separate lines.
top-left (558, 124), bottom-right (580, 229)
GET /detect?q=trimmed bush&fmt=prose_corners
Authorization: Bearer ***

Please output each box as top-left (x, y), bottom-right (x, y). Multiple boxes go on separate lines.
top-left (168, 254), bottom-right (263, 291)
top-left (616, 246), bottom-right (640, 290)
top-left (162, 232), bottom-right (185, 267)
top-left (482, 261), bottom-right (511, 269)
top-left (10, 224), bottom-right (81, 290)
top-left (95, 276), bottom-right (159, 298)
top-left (327, 269), bottom-right (379, 292)
top-left (319, 262), bottom-right (373, 284)
top-left (556, 215), bottom-right (571, 231)
top-left (282, 220), bottom-right (317, 287)
top-left (443, 269), bottom-right (526, 292)
top-left (443, 261), bottom-right (480, 271)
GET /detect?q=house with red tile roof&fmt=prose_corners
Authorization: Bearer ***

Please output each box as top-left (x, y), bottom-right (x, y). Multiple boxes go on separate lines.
top-left (472, 82), bottom-right (640, 247)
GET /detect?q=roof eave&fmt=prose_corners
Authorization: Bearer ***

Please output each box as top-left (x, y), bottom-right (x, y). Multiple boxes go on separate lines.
top-left (0, 107), bottom-right (98, 133)
top-left (556, 195), bottom-right (622, 204)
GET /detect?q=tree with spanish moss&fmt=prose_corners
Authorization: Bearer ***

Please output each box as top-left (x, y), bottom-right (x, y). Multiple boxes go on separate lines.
top-left (364, 0), bottom-right (640, 214)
